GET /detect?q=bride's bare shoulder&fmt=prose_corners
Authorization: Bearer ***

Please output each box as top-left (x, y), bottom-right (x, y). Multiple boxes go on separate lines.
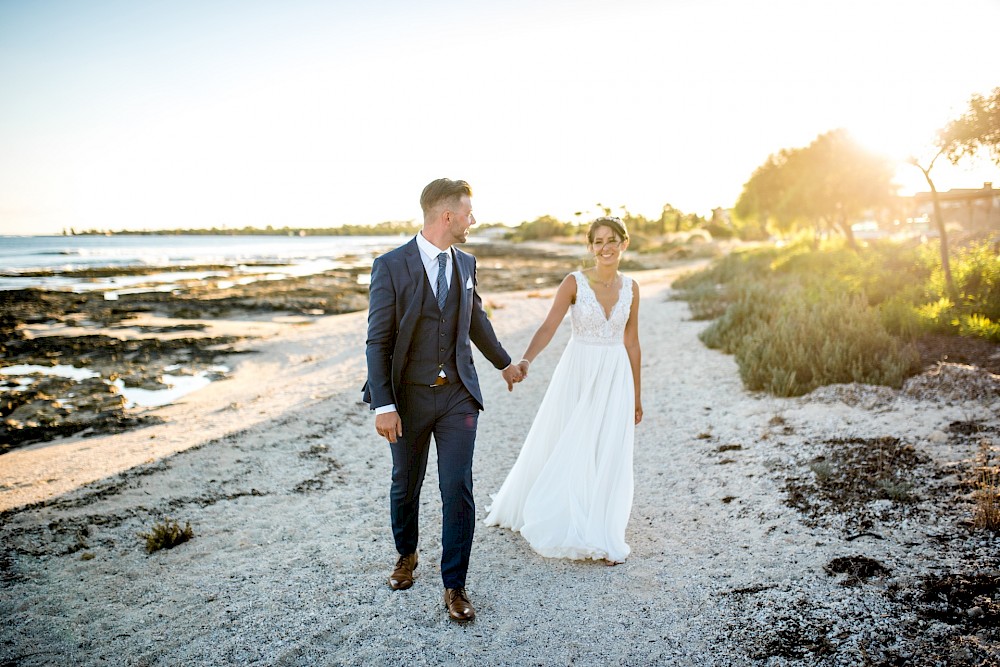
top-left (559, 272), bottom-right (579, 303)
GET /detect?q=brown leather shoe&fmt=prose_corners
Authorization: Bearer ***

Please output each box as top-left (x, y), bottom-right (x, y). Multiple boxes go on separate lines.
top-left (443, 587), bottom-right (475, 622)
top-left (388, 552), bottom-right (418, 590)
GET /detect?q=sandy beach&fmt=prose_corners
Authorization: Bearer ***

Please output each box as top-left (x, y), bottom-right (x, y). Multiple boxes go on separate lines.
top-left (2, 263), bottom-right (999, 666)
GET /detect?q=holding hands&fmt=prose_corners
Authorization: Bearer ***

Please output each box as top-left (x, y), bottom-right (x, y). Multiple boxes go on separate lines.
top-left (501, 357), bottom-right (532, 391)
top-left (502, 363), bottom-right (525, 391)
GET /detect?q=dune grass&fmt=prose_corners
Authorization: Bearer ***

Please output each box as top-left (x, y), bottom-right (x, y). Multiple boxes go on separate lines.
top-left (673, 234), bottom-right (1000, 397)
top-left (139, 518), bottom-right (194, 554)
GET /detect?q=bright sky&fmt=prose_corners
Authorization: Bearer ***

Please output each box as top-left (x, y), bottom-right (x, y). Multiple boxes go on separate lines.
top-left (2, 0), bottom-right (998, 235)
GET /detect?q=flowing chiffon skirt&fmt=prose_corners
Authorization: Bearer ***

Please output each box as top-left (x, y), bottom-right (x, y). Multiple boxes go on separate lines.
top-left (484, 337), bottom-right (635, 562)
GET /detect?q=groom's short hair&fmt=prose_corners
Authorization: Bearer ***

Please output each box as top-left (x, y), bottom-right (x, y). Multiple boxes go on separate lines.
top-left (421, 178), bottom-right (472, 216)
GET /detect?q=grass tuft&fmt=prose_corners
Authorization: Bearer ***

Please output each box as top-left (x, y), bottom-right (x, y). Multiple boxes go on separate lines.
top-left (809, 461), bottom-right (833, 482)
top-left (139, 518), bottom-right (194, 554)
top-left (973, 462), bottom-right (1000, 532)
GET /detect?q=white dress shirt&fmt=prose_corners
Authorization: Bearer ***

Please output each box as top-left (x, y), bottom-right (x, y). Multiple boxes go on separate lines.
top-left (414, 231), bottom-right (453, 296)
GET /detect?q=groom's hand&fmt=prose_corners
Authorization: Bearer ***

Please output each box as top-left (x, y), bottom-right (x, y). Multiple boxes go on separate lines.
top-left (501, 364), bottom-right (523, 391)
top-left (375, 411), bottom-right (403, 443)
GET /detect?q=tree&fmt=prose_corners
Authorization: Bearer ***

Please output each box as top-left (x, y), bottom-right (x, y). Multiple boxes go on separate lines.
top-left (508, 215), bottom-right (573, 241)
top-left (907, 152), bottom-right (955, 299)
top-left (735, 130), bottom-right (895, 247)
top-left (796, 130), bottom-right (896, 249)
top-left (939, 87), bottom-right (1000, 167)
top-left (734, 151), bottom-right (798, 239)
top-left (656, 204), bottom-right (680, 235)
top-left (906, 87), bottom-right (1000, 300)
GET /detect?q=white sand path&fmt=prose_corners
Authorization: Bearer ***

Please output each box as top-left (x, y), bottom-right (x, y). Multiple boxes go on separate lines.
top-left (2, 264), bottom-right (997, 666)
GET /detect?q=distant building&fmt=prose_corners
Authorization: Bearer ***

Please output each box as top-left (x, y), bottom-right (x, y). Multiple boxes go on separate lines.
top-left (912, 182), bottom-right (1000, 231)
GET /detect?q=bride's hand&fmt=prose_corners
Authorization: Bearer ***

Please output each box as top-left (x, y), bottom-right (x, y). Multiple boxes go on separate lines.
top-left (634, 402), bottom-right (643, 425)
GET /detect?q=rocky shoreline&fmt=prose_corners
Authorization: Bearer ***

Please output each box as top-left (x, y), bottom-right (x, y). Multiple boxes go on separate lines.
top-left (5, 238), bottom-right (1000, 455)
top-left (0, 242), bottom-right (602, 452)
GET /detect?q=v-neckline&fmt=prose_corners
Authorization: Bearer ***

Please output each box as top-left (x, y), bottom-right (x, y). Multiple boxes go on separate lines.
top-left (580, 271), bottom-right (622, 321)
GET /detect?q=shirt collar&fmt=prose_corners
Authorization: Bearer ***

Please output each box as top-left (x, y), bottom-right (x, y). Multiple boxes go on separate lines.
top-left (415, 232), bottom-right (452, 262)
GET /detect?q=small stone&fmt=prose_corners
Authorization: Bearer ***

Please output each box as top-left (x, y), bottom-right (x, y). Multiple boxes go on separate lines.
top-left (967, 605), bottom-right (985, 618)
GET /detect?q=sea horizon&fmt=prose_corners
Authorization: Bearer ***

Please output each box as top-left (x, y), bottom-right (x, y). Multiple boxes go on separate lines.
top-left (0, 233), bottom-right (453, 292)
top-left (0, 232), bottom-right (508, 293)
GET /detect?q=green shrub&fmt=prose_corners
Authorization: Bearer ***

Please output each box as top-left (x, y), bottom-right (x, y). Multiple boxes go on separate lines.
top-left (702, 222), bottom-right (735, 240)
top-left (139, 518), bottom-right (194, 554)
top-left (923, 237), bottom-right (1000, 334)
top-left (675, 282), bottom-right (729, 320)
top-left (676, 236), bottom-right (999, 396)
top-left (878, 297), bottom-right (925, 340)
top-left (959, 313), bottom-right (1000, 342)
top-left (698, 283), bottom-right (783, 354)
top-left (626, 232), bottom-right (652, 252)
top-left (673, 245), bottom-right (782, 292)
top-left (735, 291), bottom-right (919, 396)
top-left (858, 241), bottom-right (930, 306)
top-left (916, 297), bottom-right (958, 334)
top-left (876, 478), bottom-right (914, 502)
top-left (951, 239), bottom-right (1000, 321)
top-left (810, 461), bottom-right (833, 481)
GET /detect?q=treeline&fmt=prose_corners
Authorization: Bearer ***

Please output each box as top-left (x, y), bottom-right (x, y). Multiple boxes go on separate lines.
top-left (68, 220), bottom-right (423, 237)
top-left (733, 86), bottom-right (1000, 250)
top-left (67, 210), bottom-right (720, 245)
top-left (506, 206), bottom-right (716, 245)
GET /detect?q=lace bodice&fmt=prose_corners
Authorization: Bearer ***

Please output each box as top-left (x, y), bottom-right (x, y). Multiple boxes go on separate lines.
top-left (571, 271), bottom-right (633, 344)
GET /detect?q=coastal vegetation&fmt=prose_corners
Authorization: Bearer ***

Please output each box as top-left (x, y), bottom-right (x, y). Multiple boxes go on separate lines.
top-left (504, 205), bottom-right (711, 246)
top-left (674, 234), bottom-right (1000, 397)
top-left (139, 518), bottom-right (194, 554)
top-left (65, 208), bottom-right (715, 244)
top-left (672, 86), bottom-right (1000, 398)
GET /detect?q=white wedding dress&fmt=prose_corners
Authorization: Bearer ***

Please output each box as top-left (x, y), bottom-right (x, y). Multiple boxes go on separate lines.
top-left (484, 271), bottom-right (635, 563)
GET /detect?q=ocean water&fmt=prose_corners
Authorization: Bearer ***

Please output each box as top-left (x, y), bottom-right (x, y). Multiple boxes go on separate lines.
top-left (0, 234), bottom-right (413, 291)
top-left (0, 234), bottom-right (412, 271)
top-left (0, 234), bottom-right (417, 412)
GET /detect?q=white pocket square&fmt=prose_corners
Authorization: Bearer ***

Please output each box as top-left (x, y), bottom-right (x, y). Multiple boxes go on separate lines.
top-left (465, 277), bottom-right (474, 290)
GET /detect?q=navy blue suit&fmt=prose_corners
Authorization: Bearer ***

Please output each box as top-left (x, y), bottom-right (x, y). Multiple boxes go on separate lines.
top-left (363, 238), bottom-right (511, 588)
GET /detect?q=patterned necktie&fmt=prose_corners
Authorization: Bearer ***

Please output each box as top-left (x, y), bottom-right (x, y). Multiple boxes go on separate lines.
top-left (436, 252), bottom-right (448, 310)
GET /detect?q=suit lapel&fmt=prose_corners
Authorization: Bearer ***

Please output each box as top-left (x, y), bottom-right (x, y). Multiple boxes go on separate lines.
top-left (402, 239), bottom-right (425, 304)
top-left (453, 248), bottom-right (472, 330)
top-left (394, 239), bottom-right (426, 357)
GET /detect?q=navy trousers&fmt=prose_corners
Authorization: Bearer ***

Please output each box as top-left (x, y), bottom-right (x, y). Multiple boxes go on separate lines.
top-left (389, 381), bottom-right (479, 589)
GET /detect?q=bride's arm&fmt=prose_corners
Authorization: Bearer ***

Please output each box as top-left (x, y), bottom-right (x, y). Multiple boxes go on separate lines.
top-left (624, 280), bottom-right (642, 424)
top-left (517, 274), bottom-right (576, 374)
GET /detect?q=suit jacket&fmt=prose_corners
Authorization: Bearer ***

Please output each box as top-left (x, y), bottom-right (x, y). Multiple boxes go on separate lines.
top-left (363, 238), bottom-right (511, 412)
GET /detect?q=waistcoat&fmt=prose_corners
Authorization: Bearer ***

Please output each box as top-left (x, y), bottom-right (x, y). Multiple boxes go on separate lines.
top-left (401, 259), bottom-right (461, 384)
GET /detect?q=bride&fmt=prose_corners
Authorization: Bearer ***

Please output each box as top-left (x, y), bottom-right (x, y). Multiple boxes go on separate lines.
top-left (484, 216), bottom-right (642, 565)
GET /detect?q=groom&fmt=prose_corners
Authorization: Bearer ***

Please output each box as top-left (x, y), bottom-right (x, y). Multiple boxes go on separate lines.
top-left (363, 178), bottom-right (522, 622)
